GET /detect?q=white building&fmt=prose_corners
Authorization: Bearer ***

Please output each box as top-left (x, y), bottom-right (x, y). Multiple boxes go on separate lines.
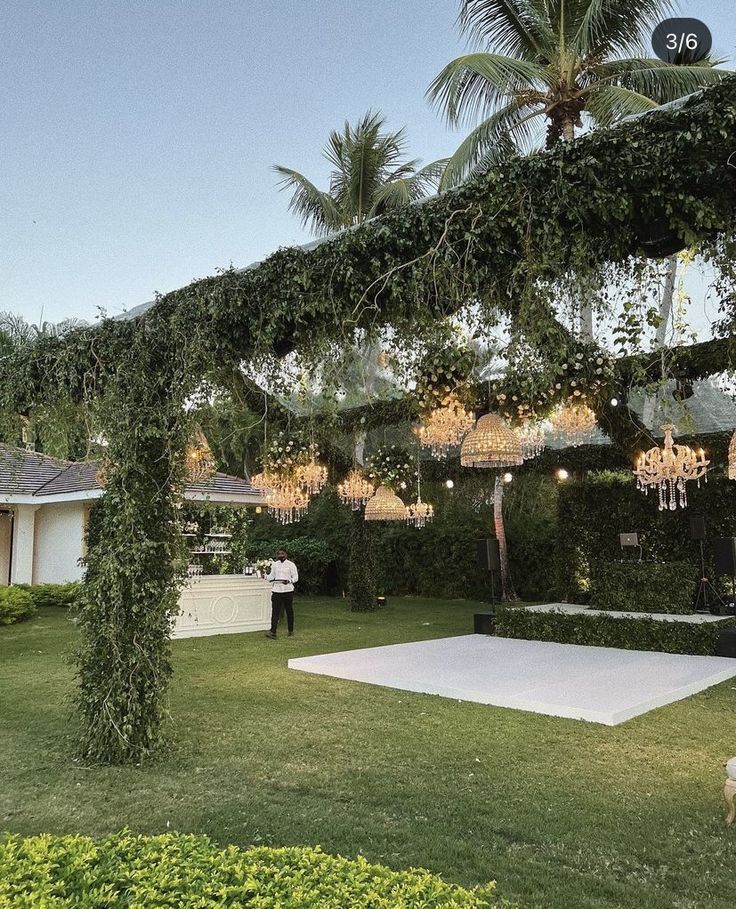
top-left (0, 445), bottom-right (265, 586)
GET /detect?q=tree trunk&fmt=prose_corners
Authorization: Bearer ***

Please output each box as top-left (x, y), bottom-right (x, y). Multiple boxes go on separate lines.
top-left (580, 292), bottom-right (594, 342)
top-left (494, 475), bottom-right (517, 601)
top-left (354, 431), bottom-right (366, 466)
top-left (641, 254), bottom-right (678, 429)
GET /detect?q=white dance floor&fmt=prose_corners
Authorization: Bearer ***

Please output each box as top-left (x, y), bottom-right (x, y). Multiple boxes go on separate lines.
top-left (288, 635), bottom-right (736, 725)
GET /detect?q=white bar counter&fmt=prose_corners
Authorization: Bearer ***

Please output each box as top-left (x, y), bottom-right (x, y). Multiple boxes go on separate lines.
top-left (173, 574), bottom-right (271, 639)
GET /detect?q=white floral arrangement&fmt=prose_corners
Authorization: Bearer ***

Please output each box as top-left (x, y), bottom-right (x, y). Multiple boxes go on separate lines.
top-left (367, 445), bottom-right (415, 491)
top-left (264, 432), bottom-right (311, 475)
top-left (255, 558), bottom-right (272, 576)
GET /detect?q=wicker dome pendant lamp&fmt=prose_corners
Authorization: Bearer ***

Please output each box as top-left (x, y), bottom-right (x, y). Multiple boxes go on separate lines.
top-left (364, 484), bottom-right (407, 521)
top-left (460, 413), bottom-right (523, 469)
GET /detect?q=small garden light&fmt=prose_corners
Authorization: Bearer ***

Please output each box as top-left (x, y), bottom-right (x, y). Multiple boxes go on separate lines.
top-left (556, 468), bottom-right (569, 481)
top-left (610, 397), bottom-right (619, 407)
top-left (503, 472), bottom-right (513, 483)
top-left (445, 479), bottom-right (455, 489)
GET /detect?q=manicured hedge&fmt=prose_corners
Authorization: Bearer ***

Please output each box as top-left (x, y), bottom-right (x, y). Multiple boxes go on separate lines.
top-left (0, 586), bottom-right (35, 626)
top-left (590, 561), bottom-right (695, 613)
top-left (27, 582), bottom-right (81, 610)
top-left (0, 833), bottom-right (505, 908)
top-left (496, 606), bottom-right (736, 655)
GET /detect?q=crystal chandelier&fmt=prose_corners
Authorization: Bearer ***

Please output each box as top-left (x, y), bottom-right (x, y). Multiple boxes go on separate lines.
top-left (296, 455), bottom-right (328, 495)
top-left (267, 481), bottom-right (310, 525)
top-left (185, 427), bottom-right (217, 483)
top-left (406, 497), bottom-right (434, 528)
top-left (251, 469), bottom-right (279, 493)
top-left (364, 485), bottom-right (406, 522)
top-left (634, 424), bottom-right (709, 510)
top-left (415, 394), bottom-right (474, 458)
top-left (406, 459), bottom-right (434, 528)
top-left (518, 421), bottom-right (546, 460)
top-left (460, 414), bottom-right (523, 469)
top-left (729, 430), bottom-right (736, 481)
top-left (337, 469), bottom-right (375, 509)
top-left (551, 403), bottom-right (597, 447)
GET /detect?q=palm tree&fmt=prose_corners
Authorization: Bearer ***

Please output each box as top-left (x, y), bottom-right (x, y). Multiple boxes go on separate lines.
top-left (429, 0), bottom-right (728, 189)
top-left (274, 110), bottom-right (446, 236)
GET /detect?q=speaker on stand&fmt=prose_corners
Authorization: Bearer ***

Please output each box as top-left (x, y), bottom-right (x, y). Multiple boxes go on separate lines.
top-left (476, 538), bottom-right (500, 608)
top-left (713, 538), bottom-right (736, 613)
top-left (691, 517), bottom-right (728, 615)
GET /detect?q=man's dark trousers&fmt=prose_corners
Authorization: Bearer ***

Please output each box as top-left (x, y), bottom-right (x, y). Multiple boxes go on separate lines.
top-left (270, 591), bottom-right (294, 634)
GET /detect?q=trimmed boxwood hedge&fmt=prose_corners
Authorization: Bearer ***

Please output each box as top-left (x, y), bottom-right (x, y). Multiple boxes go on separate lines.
top-left (0, 586), bottom-right (35, 626)
top-left (0, 833), bottom-right (506, 908)
top-left (22, 582), bottom-right (81, 610)
top-left (590, 561), bottom-right (695, 614)
top-left (496, 606), bottom-right (736, 656)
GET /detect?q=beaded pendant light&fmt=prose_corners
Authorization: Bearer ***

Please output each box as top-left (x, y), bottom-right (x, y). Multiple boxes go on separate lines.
top-left (729, 430), bottom-right (736, 481)
top-left (518, 421), bottom-right (546, 460)
top-left (337, 469), bottom-right (375, 509)
top-left (406, 456), bottom-right (434, 528)
top-left (460, 414), bottom-right (523, 469)
top-left (415, 394), bottom-right (474, 458)
top-left (364, 484), bottom-right (406, 522)
top-left (551, 402), bottom-right (597, 447)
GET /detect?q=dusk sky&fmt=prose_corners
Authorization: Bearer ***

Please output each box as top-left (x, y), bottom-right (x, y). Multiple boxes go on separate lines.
top-left (2, 1), bottom-right (735, 325)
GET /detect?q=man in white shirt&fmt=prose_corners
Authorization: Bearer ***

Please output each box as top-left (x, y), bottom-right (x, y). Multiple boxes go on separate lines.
top-left (265, 548), bottom-right (299, 639)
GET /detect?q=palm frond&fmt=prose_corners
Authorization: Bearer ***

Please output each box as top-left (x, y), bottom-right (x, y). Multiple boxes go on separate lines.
top-left (272, 166), bottom-right (343, 235)
top-left (571, 0), bottom-right (675, 57)
top-left (594, 57), bottom-right (730, 105)
top-left (584, 83), bottom-right (658, 125)
top-left (370, 158), bottom-right (449, 214)
top-left (458, 0), bottom-right (553, 58)
top-left (439, 101), bottom-right (545, 189)
top-left (428, 52), bottom-right (550, 125)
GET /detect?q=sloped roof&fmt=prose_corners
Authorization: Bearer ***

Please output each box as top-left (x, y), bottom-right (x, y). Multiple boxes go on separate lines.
top-left (0, 446), bottom-right (264, 504)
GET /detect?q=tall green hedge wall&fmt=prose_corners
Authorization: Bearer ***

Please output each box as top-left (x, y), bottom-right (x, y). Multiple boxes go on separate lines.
top-left (556, 470), bottom-right (736, 602)
top-left (247, 459), bottom-right (736, 607)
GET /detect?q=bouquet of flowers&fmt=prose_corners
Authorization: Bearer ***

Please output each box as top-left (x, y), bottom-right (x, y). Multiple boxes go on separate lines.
top-left (255, 558), bottom-right (272, 578)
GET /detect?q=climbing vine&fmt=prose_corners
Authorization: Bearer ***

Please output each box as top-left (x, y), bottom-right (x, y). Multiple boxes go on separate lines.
top-left (0, 77), bottom-right (734, 762)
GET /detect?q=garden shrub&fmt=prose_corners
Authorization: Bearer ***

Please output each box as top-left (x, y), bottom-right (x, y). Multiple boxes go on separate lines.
top-left (0, 586), bottom-right (35, 626)
top-left (590, 561), bottom-right (695, 613)
top-left (496, 606), bottom-right (736, 655)
top-left (245, 536), bottom-right (331, 594)
top-left (27, 582), bottom-right (81, 610)
top-left (348, 512), bottom-right (378, 611)
top-left (0, 833), bottom-right (505, 908)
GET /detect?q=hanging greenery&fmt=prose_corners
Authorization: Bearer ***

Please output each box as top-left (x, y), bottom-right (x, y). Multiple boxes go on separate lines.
top-left (413, 338), bottom-right (476, 411)
top-left (492, 341), bottom-right (615, 423)
top-left (0, 78), bottom-right (734, 763)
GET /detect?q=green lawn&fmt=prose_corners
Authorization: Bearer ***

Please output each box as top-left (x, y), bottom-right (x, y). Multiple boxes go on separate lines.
top-left (1, 598), bottom-right (735, 909)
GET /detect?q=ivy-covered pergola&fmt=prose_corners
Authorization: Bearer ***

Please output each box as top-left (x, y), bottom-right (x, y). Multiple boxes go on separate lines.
top-left (2, 77), bottom-right (735, 763)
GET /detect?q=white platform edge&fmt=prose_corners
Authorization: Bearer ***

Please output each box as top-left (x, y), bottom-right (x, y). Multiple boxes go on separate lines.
top-left (288, 636), bottom-right (736, 726)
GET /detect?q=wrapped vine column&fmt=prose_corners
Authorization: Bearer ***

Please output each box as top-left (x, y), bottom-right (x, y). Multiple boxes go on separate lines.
top-left (75, 338), bottom-right (190, 763)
